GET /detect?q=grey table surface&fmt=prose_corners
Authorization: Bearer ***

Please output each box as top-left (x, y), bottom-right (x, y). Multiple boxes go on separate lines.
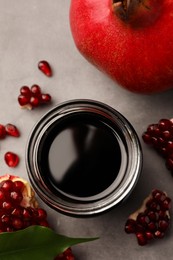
top-left (0, 1), bottom-right (173, 259)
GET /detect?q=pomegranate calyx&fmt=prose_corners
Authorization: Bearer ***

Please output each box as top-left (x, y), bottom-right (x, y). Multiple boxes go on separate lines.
top-left (112, 0), bottom-right (146, 21)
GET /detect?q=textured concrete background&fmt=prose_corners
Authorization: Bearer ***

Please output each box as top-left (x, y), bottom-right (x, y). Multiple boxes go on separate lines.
top-left (0, 1), bottom-right (173, 259)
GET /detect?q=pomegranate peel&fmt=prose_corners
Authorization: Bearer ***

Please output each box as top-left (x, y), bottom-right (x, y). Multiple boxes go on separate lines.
top-left (125, 189), bottom-right (171, 245)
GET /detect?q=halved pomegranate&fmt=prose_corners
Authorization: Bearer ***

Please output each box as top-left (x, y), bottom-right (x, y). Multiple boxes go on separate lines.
top-left (125, 189), bottom-right (171, 245)
top-left (0, 174), bottom-right (74, 259)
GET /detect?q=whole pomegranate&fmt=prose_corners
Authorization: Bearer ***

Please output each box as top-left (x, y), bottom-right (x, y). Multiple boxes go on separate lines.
top-left (70, 0), bottom-right (173, 94)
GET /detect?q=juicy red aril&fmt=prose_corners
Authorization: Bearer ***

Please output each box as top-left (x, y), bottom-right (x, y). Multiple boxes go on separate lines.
top-left (5, 124), bottom-right (20, 137)
top-left (11, 217), bottom-right (23, 230)
top-left (125, 189), bottom-right (171, 246)
top-left (30, 96), bottom-right (40, 107)
top-left (20, 86), bottom-right (31, 97)
top-left (37, 208), bottom-right (47, 220)
top-left (18, 94), bottom-right (30, 106)
top-left (2, 201), bottom-right (13, 211)
top-left (142, 118), bottom-right (173, 174)
top-left (4, 152), bottom-right (19, 167)
top-left (10, 191), bottom-right (23, 204)
top-left (38, 60), bottom-right (52, 77)
top-left (0, 124), bottom-right (6, 139)
top-left (136, 232), bottom-right (148, 246)
top-left (1, 180), bottom-right (15, 191)
top-left (14, 181), bottom-right (24, 191)
top-left (31, 84), bottom-right (41, 96)
top-left (41, 93), bottom-right (51, 103)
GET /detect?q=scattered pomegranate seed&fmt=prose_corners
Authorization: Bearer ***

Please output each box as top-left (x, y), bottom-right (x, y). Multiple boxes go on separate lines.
top-left (41, 93), bottom-right (51, 103)
top-left (4, 152), bottom-right (19, 168)
top-left (18, 85), bottom-right (51, 109)
top-left (38, 60), bottom-right (52, 77)
top-left (5, 124), bottom-right (20, 137)
top-left (20, 86), bottom-right (31, 97)
top-left (31, 84), bottom-right (41, 96)
top-left (0, 124), bottom-right (6, 139)
top-left (18, 94), bottom-right (30, 107)
top-left (142, 118), bottom-right (173, 174)
top-left (125, 189), bottom-right (171, 246)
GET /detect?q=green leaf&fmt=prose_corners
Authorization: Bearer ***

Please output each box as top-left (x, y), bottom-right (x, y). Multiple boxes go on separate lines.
top-left (0, 226), bottom-right (98, 260)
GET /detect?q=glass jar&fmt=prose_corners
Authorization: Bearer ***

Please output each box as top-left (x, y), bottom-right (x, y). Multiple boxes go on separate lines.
top-left (26, 99), bottom-right (142, 217)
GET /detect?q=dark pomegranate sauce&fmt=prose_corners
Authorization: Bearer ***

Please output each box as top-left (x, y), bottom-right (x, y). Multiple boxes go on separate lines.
top-left (38, 114), bottom-right (122, 199)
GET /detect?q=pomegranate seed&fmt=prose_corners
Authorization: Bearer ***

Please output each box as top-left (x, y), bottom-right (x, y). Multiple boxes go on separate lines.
top-left (158, 220), bottom-right (169, 231)
top-left (0, 190), bottom-right (5, 201)
top-left (20, 86), bottom-right (31, 97)
top-left (39, 220), bottom-right (49, 227)
top-left (38, 60), bottom-right (52, 77)
top-left (158, 119), bottom-right (172, 131)
top-left (41, 93), bottom-right (51, 103)
top-left (166, 157), bottom-right (173, 171)
top-left (154, 230), bottom-right (165, 239)
top-left (161, 198), bottom-right (171, 210)
top-left (30, 96), bottom-right (40, 107)
top-left (1, 214), bottom-right (10, 224)
top-left (136, 232), bottom-right (147, 246)
top-left (22, 208), bottom-right (32, 220)
top-left (4, 152), bottom-right (19, 167)
top-left (5, 124), bottom-right (20, 137)
top-left (125, 219), bottom-right (136, 233)
top-left (31, 84), bottom-right (41, 96)
top-left (14, 181), bottom-right (24, 191)
top-left (11, 207), bottom-right (23, 217)
top-left (18, 94), bottom-right (30, 106)
top-left (36, 208), bottom-right (47, 220)
top-left (1, 180), bottom-right (14, 191)
top-left (11, 217), bottom-right (23, 230)
top-left (2, 201), bottom-right (13, 211)
top-left (0, 124), bottom-right (6, 139)
top-left (145, 231), bottom-right (154, 240)
top-left (10, 191), bottom-right (23, 204)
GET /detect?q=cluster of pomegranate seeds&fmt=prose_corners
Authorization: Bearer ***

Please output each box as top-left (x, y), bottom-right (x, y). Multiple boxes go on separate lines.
top-left (125, 189), bottom-right (171, 246)
top-left (4, 152), bottom-right (19, 168)
top-left (18, 84), bottom-right (51, 109)
top-left (142, 118), bottom-right (173, 174)
top-left (38, 60), bottom-right (52, 77)
top-left (0, 179), bottom-right (49, 232)
top-left (0, 123), bottom-right (20, 139)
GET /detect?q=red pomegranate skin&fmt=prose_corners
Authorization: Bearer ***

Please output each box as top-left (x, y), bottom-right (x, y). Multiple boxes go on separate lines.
top-left (70, 0), bottom-right (173, 94)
